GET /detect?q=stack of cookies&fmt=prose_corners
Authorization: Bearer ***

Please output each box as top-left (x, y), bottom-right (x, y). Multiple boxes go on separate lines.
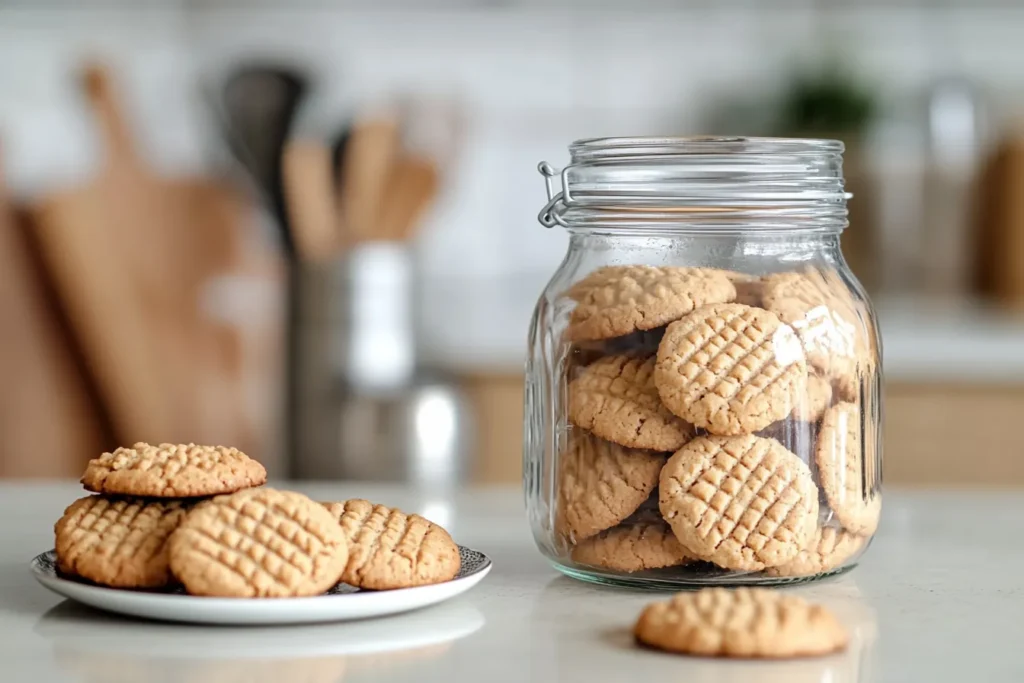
top-left (558, 265), bottom-right (880, 578)
top-left (54, 443), bottom-right (461, 596)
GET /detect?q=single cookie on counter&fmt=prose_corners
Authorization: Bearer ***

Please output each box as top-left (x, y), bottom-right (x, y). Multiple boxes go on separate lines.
top-left (565, 265), bottom-right (736, 342)
top-left (570, 510), bottom-right (693, 573)
top-left (568, 355), bottom-right (695, 452)
top-left (655, 303), bottom-right (808, 435)
top-left (556, 430), bottom-right (666, 542)
top-left (169, 488), bottom-right (349, 598)
top-left (55, 495), bottom-right (190, 588)
top-left (659, 434), bottom-right (818, 571)
top-left (81, 443), bottom-right (267, 498)
top-left (322, 499), bottom-right (461, 590)
top-left (634, 587), bottom-right (849, 658)
top-left (764, 526), bottom-right (865, 578)
top-left (816, 403), bottom-right (881, 536)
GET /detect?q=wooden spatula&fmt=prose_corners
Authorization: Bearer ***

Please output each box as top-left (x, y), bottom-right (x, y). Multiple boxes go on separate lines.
top-left (282, 140), bottom-right (339, 262)
top-left (376, 155), bottom-right (440, 242)
top-left (338, 113), bottom-right (400, 245)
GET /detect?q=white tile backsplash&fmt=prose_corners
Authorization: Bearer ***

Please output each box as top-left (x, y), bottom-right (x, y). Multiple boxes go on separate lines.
top-left (3, 5), bottom-right (1024, 285)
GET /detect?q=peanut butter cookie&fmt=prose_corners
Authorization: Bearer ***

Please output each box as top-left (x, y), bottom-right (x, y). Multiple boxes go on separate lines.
top-left (762, 270), bottom-right (860, 380)
top-left (557, 430), bottom-right (666, 542)
top-left (634, 587), bottom-right (848, 658)
top-left (322, 499), bottom-right (460, 590)
top-left (566, 266), bottom-right (735, 342)
top-left (169, 488), bottom-right (348, 598)
top-left (764, 526), bottom-right (864, 578)
top-left (570, 510), bottom-right (693, 573)
top-left (659, 434), bottom-right (818, 571)
top-left (655, 303), bottom-right (808, 435)
top-left (55, 495), bottom-right (189, 588)
top-left (791, 372), bottom-right (833, 423)
top-left (82, 443), bottom-right (266, 498)
top-left (568, 355), bottom-right (694, 451)
top-left (816, 403), bottom-right (880, 536)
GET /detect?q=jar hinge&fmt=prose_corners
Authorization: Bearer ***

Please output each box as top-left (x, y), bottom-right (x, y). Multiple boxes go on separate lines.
top-left (537, 161), bottom-right (572, 228)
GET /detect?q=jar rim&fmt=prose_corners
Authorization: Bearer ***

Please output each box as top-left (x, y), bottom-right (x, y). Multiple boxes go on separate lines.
top-left (569, 136), bottom-right (845, 162)
top-left (538, 136), bottom-right (849, 231)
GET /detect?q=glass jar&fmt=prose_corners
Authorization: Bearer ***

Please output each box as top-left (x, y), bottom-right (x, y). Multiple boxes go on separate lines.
top-left (524, 137), bottom-right (882, 588)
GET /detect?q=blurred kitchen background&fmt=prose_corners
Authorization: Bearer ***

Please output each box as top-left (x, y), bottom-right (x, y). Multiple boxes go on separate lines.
top-left (2, 1), bottom-right (1024, 486)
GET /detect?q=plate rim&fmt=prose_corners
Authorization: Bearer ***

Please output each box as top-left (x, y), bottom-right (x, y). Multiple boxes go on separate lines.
top-left (30, 546), bottom-right (491, 609)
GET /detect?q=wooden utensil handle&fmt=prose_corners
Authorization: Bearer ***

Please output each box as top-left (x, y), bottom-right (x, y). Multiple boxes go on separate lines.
top-left (81, 63), bottom-right (139, 169)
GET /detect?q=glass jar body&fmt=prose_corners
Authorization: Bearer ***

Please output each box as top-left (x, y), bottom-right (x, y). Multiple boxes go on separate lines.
top-left (524, 229), bottom-right (882, 588)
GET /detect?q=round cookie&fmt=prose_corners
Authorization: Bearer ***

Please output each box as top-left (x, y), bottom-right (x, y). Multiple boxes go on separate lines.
top-left (634, 587), bottom-right (848, 658)
top-left (82, 443), bottom-right (266, 498)
top-left (566, 265), bottom-right (736, 342)
top-left (654, 303), bottom-right (808, 435)
top-left (322, 499), bottom-right (461, 590)
top-left (169, 488), bottom-right (348, 598)
top-left (791, 372), bottom-right (833, 423)
top-left (761, 269), bottom-right (860, 381)
top-left (816, 403), bottom-right (880, 536)
top-left (568, 355), bottom-right (694, 451)
top-left (570, 512), bottom-right (693, 573)
top-left (659, 434), bottom-right (818, 571)
top-left (557, 430), bottom-right (666, 542)
top-left (55, 495), bottom-right (189, 588)
top-left (764, 526), bottom-right (865, 578)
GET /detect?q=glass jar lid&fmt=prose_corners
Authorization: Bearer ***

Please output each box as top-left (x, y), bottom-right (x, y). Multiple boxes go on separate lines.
top-left (537, 136), bottom-right (850, 232)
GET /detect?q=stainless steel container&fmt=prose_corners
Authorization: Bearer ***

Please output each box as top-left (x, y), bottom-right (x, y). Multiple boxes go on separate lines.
top-left (291, 244), bottom-right (472, 484)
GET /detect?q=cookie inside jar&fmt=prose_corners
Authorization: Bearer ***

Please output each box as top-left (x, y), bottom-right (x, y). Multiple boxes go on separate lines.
top-left (526, 135), bottom-right (881, 588)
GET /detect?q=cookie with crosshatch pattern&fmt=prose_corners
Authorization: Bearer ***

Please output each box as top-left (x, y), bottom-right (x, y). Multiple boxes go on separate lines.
top-left (81, 442), bottom-right (266, 498)
top-left (634, 587), bottom-right (849, 658)
top-left (321, 499), bottom-right (460, 590)
top-left (55, 495), bottom-right (190, 588)
top-left (764, 526), bottom-right (865, 578)
top-left (570, 509), bottom-right (694, 573)
top-left (556, 430), bottom-right (667, 542)
top-left (816, 402), bottom-right (881, 536)
top-left (659, 434), bottom-right (818, 571)
top-left (655, 303), bottom-right (808, 435)
top-left (568, 354), bottom-right (695, 452)
top-left (168, 488), bottom-right (348, 598)
top-left (565, 265), bottom-right (736, 342)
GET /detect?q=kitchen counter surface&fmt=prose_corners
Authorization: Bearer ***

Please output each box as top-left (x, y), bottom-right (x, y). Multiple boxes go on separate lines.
top-left (3, 482), bottom-right (1024, 682)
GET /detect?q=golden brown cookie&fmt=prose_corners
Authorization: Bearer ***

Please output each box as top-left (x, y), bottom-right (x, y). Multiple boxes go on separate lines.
top-left (764, 526), bottom-right (865, 578)
top-left (792, 372), bottom-right (833, 423)
top-left (82, 443), bottom-right (266, 498)
top-left (659, 434), bottom-right (818, 571)
top-left (570, 511), bottom-right (693, 573)
top-left (322, 499), bottom-right (461, 590)
top-left (762, 270), bottom-right (860, 380)
top-left (54, 495), bottom-right (189, 588)
top-left (568, 355), bottom-right (695, 451)
top-left (707, 269), bottom-right (763, 307)
top-left (816, 403), bottom-right (880, 536)
top-left (557, 430), bottom-right (666, 542)
top-left (566, 266), bottom-right (736, 342)
top-left (654, 303), bottom-right (808, 435)
top-left (634, 587), bottom-right (848, 658)
top-left (168, 488), bottom-right (348, 598)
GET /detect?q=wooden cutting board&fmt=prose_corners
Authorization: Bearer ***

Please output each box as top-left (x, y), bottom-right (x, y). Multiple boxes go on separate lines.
top-left (0, 157), bottom-right (111, 477)
top-left (30, 63), bottom-right (252, 449)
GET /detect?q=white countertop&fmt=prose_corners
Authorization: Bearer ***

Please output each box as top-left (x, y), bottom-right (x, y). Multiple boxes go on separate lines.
top-left (3, 482), bottom-right (1024, 682)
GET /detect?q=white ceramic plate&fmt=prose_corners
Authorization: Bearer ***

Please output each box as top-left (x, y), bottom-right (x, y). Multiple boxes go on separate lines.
top-left (30, 546), bottom-right (491, 625)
